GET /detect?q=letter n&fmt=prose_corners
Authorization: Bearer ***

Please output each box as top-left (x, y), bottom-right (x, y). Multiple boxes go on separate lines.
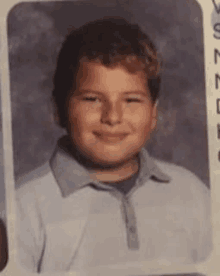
top-left (215, 49), bottom-right (220, 64)
top-left (216, 74), bottom-right (220, 89)
top-left (217, 99), bottom-right (220, 114)
top-left (218, 124), bottom-right (220, 139)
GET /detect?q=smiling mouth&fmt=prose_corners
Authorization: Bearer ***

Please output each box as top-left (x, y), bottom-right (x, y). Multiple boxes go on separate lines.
top-left (93, 132), bottom-right (128, 143)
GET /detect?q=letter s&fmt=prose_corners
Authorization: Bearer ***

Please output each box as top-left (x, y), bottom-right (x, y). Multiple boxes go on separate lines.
top-left (214, 23), bottom-right (220, 39)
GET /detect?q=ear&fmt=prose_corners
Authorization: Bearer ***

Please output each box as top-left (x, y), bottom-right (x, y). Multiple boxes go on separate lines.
top-left (50, 98), bottom-right (61, 125)
top-left (150, 100), bottom-right (158, 131)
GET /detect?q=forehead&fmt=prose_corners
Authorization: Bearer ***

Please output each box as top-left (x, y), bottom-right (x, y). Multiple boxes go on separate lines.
top-left (76, 62), bottom-right (148, 93)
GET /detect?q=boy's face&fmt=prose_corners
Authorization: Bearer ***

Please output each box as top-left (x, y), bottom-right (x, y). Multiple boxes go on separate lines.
top-left (67, 62), bottom-right (157, 167)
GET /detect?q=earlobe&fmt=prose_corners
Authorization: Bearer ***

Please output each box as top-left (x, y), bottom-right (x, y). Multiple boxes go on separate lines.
top-left (50, 98), bottom-right (61, 125)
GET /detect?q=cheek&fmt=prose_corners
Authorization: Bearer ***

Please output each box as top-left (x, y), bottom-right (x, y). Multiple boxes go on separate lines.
top-left (127, 106), bottom-right (153, 130)
top-left (68, 103), bottom-right (100, 132)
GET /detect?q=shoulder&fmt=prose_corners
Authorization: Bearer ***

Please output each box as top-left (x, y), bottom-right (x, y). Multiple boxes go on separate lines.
top-left (16, 162), bottom-right (59, 204)
top-left (154, 158), bottom-right (208, 187)
top-left (153, 158), bottom-right (210, 203)
top-left (15, 162), bottom-right (62, 233)
top-left (152, 159), bottom-right (211, 243)
top-left (154, 158), bottom-right (203, 181)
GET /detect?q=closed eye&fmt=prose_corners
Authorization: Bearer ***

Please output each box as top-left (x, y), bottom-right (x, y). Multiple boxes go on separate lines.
top-left (126, 98), bottom-right (142, 103)
top-left (83, 96), bottom-right (100, 102)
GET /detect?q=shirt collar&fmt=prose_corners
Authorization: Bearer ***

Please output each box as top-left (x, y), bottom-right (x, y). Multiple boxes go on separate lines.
top-left (50, 136), bottom-right (171, 198)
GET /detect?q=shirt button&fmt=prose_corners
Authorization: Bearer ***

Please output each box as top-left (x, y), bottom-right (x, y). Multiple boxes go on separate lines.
top-left (129, 226), bottom-right (136, 233)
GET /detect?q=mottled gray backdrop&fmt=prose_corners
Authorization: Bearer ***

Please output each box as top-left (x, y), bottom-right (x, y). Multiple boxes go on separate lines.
top-left (7, 0), bottom-right (209, 189)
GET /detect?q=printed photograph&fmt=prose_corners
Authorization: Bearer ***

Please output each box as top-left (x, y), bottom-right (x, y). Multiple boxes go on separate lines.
top-left (6, 0), bottom-right (212, 274)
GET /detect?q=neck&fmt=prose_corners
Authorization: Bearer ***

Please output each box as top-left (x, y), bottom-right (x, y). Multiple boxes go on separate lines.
top-left (89, 157), bottom-right (139, 183)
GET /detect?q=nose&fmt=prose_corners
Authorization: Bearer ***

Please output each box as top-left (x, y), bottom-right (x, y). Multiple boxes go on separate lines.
top-left (101, 101), bottom-right (123, 126)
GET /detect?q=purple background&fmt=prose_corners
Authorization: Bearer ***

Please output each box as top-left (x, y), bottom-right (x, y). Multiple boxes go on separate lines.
top-left (7, 0), bottom-right (209, 188)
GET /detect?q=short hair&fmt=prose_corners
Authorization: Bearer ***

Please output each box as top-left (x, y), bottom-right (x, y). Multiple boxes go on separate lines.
top-left (52, 17), bottom-right (161, 129)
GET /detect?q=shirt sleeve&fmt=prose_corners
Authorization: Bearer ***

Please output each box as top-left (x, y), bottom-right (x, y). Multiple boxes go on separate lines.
top-left (183, 167), bottom-right (213, 262)
top-left (16, 184), bottom-right (45, 273)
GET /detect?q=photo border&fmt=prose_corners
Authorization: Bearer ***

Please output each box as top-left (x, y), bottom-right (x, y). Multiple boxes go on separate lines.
top-left (0, 0), bottom-right (218, 275)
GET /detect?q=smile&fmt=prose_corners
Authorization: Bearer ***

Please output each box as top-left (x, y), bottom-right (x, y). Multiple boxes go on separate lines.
top-left (93, 132), bottom-right (128, 143)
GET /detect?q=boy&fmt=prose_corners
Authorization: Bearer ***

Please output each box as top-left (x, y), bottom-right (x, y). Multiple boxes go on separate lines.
top-left (16, 17), bottom-right (212, 273)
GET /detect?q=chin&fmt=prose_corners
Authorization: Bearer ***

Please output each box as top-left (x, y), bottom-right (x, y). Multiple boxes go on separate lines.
top-left (89, 152), bottom-right (135, 168)
top-left (92, 160), bottom-right (126, 169)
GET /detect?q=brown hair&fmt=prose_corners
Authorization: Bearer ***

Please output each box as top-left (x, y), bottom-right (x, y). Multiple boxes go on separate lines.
top-left (52, 17), bottom-right (161, 128)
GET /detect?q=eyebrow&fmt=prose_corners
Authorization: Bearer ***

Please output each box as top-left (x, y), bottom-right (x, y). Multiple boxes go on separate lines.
top-left (77, 89), bottom-right (148, 96)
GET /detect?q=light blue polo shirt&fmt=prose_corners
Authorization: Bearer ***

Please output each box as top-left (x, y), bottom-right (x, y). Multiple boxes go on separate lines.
top-left (16, 137), bottom-right (212, 273)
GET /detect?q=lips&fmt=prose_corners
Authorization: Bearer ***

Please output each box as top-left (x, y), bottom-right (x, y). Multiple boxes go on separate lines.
top-left (93, 132), bottom-right (128, 143)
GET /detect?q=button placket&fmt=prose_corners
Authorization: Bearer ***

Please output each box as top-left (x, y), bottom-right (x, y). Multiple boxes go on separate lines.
top-left (90, 182), bottom-right (140, 250)
top-left (122, 197), bottom-right (139, 250)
